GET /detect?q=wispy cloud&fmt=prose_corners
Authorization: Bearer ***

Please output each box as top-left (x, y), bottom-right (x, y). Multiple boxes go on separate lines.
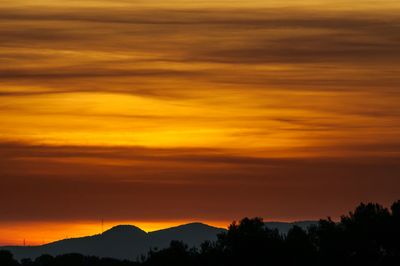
top-left (0, 141), bottom-right (399, 222)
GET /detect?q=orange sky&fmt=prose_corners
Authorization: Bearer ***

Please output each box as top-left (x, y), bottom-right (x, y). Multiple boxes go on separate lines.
top-left (0, 220), bottom-right (231, 246)
top-left (0, 0), bottom-right (400, 245)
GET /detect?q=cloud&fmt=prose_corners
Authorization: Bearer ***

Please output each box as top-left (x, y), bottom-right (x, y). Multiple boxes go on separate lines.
top-left (0, 6), bottom-right (399, 97)
top-left (0, 141), bottom-right (399, 222)
top-left (0, 68), bottom-right (200, 81)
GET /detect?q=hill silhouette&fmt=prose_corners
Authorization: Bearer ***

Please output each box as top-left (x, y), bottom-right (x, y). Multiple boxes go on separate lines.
top-left (3, 223), bottom-right (225, 261)
top-left (264, 221), bottom-right (317, 235)
top-left (2, 221), bottom-right (314, 261)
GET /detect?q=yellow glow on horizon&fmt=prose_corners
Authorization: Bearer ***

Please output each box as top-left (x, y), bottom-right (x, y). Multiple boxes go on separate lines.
top-left (0, 220), bottom-right (229, 246)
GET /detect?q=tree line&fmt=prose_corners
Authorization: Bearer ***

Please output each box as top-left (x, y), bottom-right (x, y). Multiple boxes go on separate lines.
top-left (1, 200), bottom-right (399, 266)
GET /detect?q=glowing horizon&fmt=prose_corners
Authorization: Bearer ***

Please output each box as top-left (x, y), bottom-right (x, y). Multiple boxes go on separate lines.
top-left (0, 215), bottom-right (333, 246)
top-left (0, 220), bottom-right (232, 246)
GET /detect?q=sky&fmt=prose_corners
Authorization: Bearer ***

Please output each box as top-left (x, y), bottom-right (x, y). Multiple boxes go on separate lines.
top-left (0, 0), bottom-right (400, 245)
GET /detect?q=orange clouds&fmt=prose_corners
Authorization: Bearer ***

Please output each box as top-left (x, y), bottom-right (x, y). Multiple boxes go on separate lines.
top-left (0, 0), bottom-right (400, 245)
top-left (0, 4), bottom-right (399, 151)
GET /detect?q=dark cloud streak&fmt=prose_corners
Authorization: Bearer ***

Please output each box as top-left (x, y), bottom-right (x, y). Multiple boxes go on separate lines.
top-left (0, 142), bottom-right (399, 222)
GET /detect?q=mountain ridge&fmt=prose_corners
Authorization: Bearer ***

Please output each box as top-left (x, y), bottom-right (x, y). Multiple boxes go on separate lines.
top-left (2, 221), bottom-right (317, 261)
top-left (2, 222), bottom-right (225, 261)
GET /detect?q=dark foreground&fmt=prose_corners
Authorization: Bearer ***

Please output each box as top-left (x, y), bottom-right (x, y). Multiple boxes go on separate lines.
top-left (1, 200), bottom-right (400, 266)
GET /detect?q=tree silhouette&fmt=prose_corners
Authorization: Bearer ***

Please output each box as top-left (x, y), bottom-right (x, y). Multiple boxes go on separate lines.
top-left (215, 217), bottom-right (285, 266)
top-left (0, 250), bottom-right (19, 266)
top-left (144, 241), bottom-right (196, 266)
top-left (285, 225), bottom-right (316, 266)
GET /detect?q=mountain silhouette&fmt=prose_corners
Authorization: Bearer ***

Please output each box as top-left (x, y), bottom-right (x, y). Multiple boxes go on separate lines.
top-left (264, 221), bottom-right (317, 235)
top-left (3, 221), bottom-right (315, 261)
top-left (3, 223), bottom-right (225, 261)
top-left (149, 222), bottom-right (225, 248)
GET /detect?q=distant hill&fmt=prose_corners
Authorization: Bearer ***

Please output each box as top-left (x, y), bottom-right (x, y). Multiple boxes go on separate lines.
top-left (3, 223), bottom-right (225, 261)
top-left (149, 222), bottom-right (225, 249)
top-left (264, 221), bottom-right (318, 235)
top-left (3, 221), bottom-right (317, 261)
